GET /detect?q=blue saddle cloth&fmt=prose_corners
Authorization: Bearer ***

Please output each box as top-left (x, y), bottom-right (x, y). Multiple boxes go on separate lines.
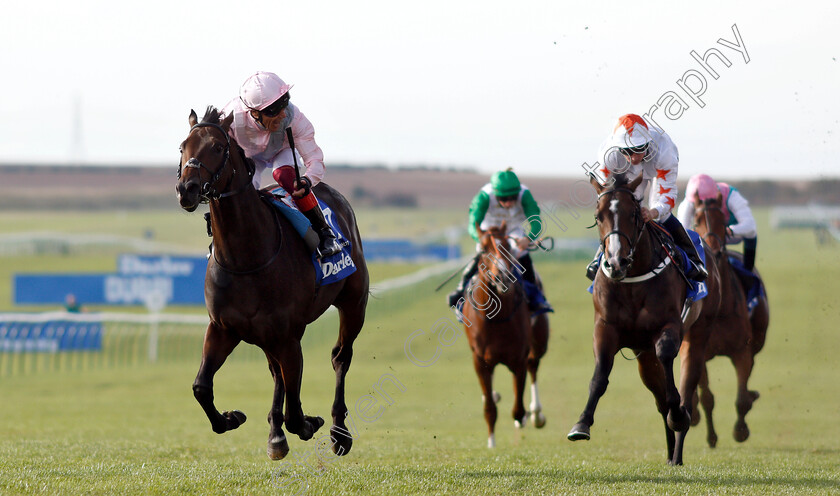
top-left (515, 268), bottom-right (554, 317)
top-left (586, 228), bottom-right (707, 302)
top-left (728, 255), bottom-right (766, 314)
top-left (265, 187), bottom-right (356, 286)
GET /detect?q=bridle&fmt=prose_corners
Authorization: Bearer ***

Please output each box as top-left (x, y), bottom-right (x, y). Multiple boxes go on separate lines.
top-left (696, 201), bottom-right (726, 258)
top-left (473, 232), bottom-right (525, 322)
top-left (596, 187), bottom-right (647, 267)
top-left (178, 122), bottom-right (252, 202)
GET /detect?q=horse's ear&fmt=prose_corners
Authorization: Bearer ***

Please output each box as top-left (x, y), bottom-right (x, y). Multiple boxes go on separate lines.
top-left (589, 173), bottom-right (605, 194)
top-left (693, 190), bottom-right (701, 205)
top-left (716, 191), bottom-right (723, 205)
top-left (499, 220), bottom-right (507, 234)
top-left (628, 173), bottom-right (644, 191)
top-left (189, 109), bottom-right (198, 128)
top-left (221, 112), bottom-right (233, 132)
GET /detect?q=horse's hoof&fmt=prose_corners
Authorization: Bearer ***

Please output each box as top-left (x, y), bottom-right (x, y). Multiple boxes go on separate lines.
top-left (749, 390), bottom-right (760, 401)
top-left (267, 433), bottom-right (290, 460)
top-left (219, 410), bottom-right (247, 432)
top-left (733, 421), bottom-right (750, 442)
top-left (690, 410), bottom-right (701, 427)
top-left (487, 434), bottom-right (496, 448)
top-left (667, 407), bottom-right (691, 432)
top-left (330, 425), bottom-right (353, 456)
top-left (492, 391), bottom-right (501, 404)
top-left (708, 433), bottom-right (718, 448)
top-left (532, 411), bottom-right (546, 429)
top-left (568, 423), bottom-right (590, 441)
top-left (514, 417), bottom-right (526, 429)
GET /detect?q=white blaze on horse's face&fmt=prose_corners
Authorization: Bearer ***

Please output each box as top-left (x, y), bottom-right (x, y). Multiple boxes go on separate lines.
top-left (607, 198), bottom-right (622, 260)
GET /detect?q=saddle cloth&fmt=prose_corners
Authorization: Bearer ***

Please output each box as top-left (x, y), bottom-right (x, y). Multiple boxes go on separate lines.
top-left (728, 255), bottom-right (766, 315)
top-left (264, 187), bottom-right (356, 286)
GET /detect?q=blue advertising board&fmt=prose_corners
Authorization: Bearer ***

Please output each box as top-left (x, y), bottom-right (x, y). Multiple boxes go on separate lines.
top-left (0, 320), bottom-right (103, 352)
top-left (14, 254), bottom-right (207, 306)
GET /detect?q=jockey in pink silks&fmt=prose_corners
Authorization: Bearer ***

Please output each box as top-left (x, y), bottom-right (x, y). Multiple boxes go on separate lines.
top-left (585, 114), bottom-right (708, 282)
top-left (221, 71), bottom-right (341, 258)
top-left (678, 174), bottom-right (758, 271)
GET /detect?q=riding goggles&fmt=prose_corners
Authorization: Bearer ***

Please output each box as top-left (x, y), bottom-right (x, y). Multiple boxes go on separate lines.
top-left (261, 94), bottom-right (291, 117)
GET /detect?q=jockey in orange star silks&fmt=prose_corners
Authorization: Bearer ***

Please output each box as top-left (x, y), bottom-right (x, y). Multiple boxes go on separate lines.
top-left (585, 114), bottom-right (708, 282)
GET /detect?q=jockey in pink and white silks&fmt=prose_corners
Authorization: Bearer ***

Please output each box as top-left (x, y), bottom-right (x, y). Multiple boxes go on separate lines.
top-left (678, 174), bottom-right (758, 270)
top-left (448, 169), bottom-right (551, 314)
top-left (585, 114), bottom-right (708, 281)
top-left (221, 71), bottom-right (340, 258)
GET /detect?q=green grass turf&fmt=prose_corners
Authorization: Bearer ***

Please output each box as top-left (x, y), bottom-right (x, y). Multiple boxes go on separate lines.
top-left (1, 208), bottom-right (839, 494)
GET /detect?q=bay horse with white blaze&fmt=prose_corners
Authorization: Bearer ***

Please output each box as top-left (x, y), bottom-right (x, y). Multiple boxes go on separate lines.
top-left (567, 174), bottom-right (721, 465)
top-left (461, 223), bottom-right (549, 448)
top-left (689, 193), bottom-right (769, 447)
top-left (175, 107), bottom-right (369, 460)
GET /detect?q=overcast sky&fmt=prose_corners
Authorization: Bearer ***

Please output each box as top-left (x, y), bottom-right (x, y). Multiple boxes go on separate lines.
top-left (1, 0), bottom-right (837, 180)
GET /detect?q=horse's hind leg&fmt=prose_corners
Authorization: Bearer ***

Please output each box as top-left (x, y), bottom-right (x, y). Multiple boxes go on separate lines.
top-left (637, 350), bottom-right (676, 463)
top-left (473, 355), bottom-right (498, 448)
top-left (266, 358), bottom-right (289, 460)
top-left (329, 304), bottom-right (366, 456)
top-left (511, 362), bottom-right (528, 430)
top-left (192, 323), bottom-right (246, 434)
top-left (697, 364), bottom-right (718, 448)
top-left (275, 338), bottom-right (325, 442)
top-left (528, 314), bottom-right (549, 428)
top-left (732, 349), bottom-right (757, 442)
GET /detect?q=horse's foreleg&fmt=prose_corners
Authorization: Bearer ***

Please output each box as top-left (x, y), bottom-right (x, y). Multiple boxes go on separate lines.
top-left (266, 358), bottom-right (289, 460)
top-left (473, 355), bottom-right (498, 448)
top-left (731, 349), bottom-right (756, 443)
top-left (277, 339), bottom-right (325, 442)
top-left (192, 322), bottom-right (246, 434)
top-left (697, 365), bottom-right (718, 447)
top-left (329, 305), bottom-right (365, 456)
top-left (657, 325), bottom-right (689, 437)
top-left (568, 323), bottom-right (618, 441)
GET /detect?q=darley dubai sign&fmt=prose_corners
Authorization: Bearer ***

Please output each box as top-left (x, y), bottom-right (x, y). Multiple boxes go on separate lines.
top-left (14, 255), bottom-right (207, 306)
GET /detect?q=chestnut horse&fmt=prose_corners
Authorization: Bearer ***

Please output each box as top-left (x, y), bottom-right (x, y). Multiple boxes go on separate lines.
top-left (176, 107), bottom-right (369, 460)
top-left (461, 223), bottom-right (549, 448)
top-left (689, 194), bottom-right (770, 447)
top-left (567, 174), bottom-right (721, 465)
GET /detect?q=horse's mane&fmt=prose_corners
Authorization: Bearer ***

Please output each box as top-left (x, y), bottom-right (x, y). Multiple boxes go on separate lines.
top-left (610, 173), bottom-right (631, 189)
top-left (201, 106), bottom-right (221, 125)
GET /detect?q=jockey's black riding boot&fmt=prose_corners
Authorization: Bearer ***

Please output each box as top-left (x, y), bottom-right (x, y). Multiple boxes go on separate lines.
top-left (585, 248), bottom-right (602, 281)
top-left (303, 207), bottom-right (342, 258)
top-left (743, 237), bottom-right (757, 271)
top-left (518, 253), bottom-right (537, 286)
top-left (662, 214), bottom-right (708, 281)
top-left (448, 256), bottom-right (479, 308)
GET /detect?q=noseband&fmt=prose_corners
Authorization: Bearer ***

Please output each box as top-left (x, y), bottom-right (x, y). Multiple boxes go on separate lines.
top-left (597, 187), bottom-right (646, 265)
top-left (178, 122), bottom-right (250, 202)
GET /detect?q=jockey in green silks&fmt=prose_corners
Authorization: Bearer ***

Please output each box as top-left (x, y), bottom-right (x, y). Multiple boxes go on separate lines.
top-left (448, 169), bottom-right (551, 314)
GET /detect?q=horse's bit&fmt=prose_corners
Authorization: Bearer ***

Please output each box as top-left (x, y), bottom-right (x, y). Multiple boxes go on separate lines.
top-left (596, 187), bottom-right (646, 265)
top-left (178, 122), bottom-right (232, 201)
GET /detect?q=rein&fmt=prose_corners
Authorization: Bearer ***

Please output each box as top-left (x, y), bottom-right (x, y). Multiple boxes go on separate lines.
top-left (597, 187), bottom-right (647, 271)
top-left (181, 120), bottom-right (281, 275)
top-left (697, 203), bottom-right (726, 258)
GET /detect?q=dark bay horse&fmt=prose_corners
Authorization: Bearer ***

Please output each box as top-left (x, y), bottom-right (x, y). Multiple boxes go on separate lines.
top-left (690, 194), bottom-right (770, 447)
top-left (461, 223), bottom-right (549, 448)
top-left (175, 107), bottom-right (369, 460)
top-left (567, 174), bottom-right (721, 465)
